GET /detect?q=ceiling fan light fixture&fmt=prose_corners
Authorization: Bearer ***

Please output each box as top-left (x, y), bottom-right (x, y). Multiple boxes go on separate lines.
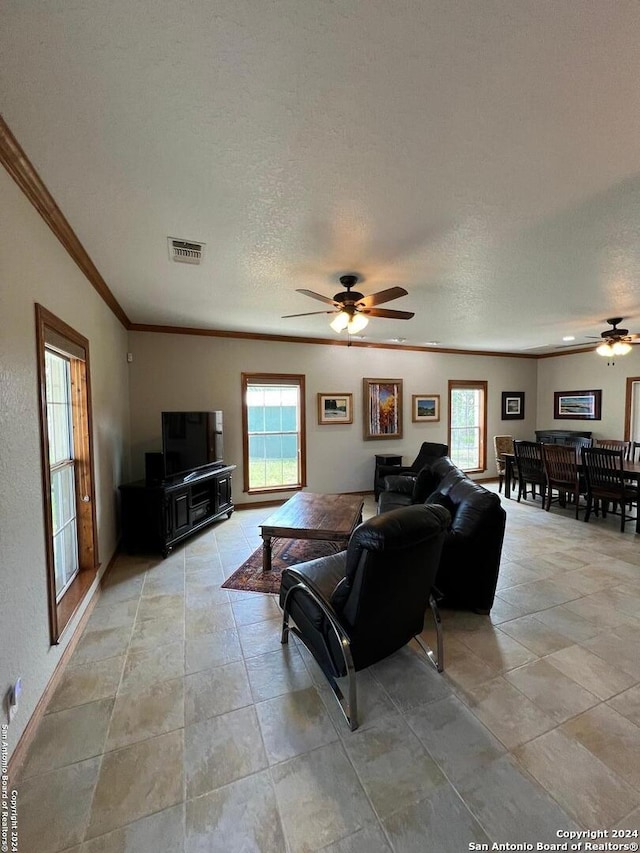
top-left (596, 342), bottom-right (614, 357)
top-left (330, 311), bottom-right (350, 332)
top-left (612, 340), bottom-right (632, 355)
top-left (330, 310), bottom-right (369, 334)
top-left (348, 313), bottom-right (369, 334)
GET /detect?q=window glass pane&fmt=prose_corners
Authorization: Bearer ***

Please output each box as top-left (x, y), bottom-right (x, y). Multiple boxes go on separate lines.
top-left (246, 380), bottom-right (301, 490)
top-left (51, 465), bottom-right (76, 532)
top-left (62, 524), bottom-right (79, 586)
top-left (450, 387), bottom-right (483, 471)
top-left (53, 531), bottom-right (66, 593)
top-left (45, 350), bottom-right (73, 464)
top-left (281, 406), bottom-right (297, 431)
top-left (248, 405), bottom-right (265, 433)
top-left (264, 406), bottom-right (282, 432)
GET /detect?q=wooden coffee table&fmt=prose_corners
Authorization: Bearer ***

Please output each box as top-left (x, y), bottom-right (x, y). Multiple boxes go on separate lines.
top-left (259, 492), bottom-right (364, 572)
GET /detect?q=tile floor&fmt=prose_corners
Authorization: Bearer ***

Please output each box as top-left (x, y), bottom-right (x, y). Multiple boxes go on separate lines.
top-left (13, 487), bottom-right (640, 852)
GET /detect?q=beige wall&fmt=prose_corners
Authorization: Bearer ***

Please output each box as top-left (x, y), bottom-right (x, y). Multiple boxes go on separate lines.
top-left (0, 169), bottom-right (130, 759)
top-left (127, 331), bottom-right (538, 500)
top-left (536, 349), bottom-right (640, 438)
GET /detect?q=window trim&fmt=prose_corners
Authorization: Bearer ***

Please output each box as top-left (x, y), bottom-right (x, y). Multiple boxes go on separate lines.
top-left (448, 380), bottom-right (488, 474)
top-left (241, 372), bottom-right (307, 495)
top-left (36, 304), bottom-right (99, 644)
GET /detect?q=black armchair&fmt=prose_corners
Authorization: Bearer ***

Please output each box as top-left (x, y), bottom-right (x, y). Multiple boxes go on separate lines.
top-left (279, 503), bottom-right (450, 730)
top-left (374, 442), bottom-right (448, 498)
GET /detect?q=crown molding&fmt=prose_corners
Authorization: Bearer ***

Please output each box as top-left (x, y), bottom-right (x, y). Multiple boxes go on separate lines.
top-left (0, 115), bottom-right (130, 328)
top-left (128, 322), bottom-right (544, 358)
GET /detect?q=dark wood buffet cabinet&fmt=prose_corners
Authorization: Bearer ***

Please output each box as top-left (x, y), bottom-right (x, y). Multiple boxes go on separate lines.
top-left (119, 464), bottom-right (235, 557)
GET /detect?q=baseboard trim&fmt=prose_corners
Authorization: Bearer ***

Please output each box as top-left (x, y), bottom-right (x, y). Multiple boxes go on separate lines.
top-left (6, 546), bottom-right (119, 786)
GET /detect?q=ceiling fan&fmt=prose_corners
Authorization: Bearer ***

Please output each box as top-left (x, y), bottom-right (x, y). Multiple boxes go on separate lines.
top-left (557, 317), bottom-right (640, 358)
top-left (588, 317), bottom-right (640, 357)
top-left (282, 274), bottom-right (414, 334)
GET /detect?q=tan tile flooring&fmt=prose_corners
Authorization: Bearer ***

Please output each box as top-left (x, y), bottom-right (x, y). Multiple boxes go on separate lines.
top-left (13, 487), bottom-right (640, 851)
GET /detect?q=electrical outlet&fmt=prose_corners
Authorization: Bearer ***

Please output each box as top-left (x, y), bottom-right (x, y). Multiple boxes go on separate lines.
top-left (7, 677), bottom-right (22, 723)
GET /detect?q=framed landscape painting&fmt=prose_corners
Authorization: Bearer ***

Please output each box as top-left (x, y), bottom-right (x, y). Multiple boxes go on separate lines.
top-left (501, 391), bottom-right (525, 420)
top-left (412, 394), bottom-right (440, 422)
top-left (317, 393), bottom-right (353, 425)
top-left (363, 378), bottom-right (403, 440)
top-left (554, 389), bottom-right (602, 420)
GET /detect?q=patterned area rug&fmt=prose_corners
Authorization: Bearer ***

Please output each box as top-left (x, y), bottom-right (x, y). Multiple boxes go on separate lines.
top-left (221, 538), bottom-right (345, 595)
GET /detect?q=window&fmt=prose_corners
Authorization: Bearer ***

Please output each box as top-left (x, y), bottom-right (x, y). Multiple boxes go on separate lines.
top-left (36, 305), bottom-right (98, 644)
top-left (242, 373), bottom-right (306, 494)
top-left (448, 380), bottom-right (488, 472)
top-left (46, 349), bottom-right (80, 599)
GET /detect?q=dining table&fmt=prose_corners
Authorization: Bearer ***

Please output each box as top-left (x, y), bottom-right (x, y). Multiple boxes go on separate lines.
top-left (502, 451), bottom-right (640, 533)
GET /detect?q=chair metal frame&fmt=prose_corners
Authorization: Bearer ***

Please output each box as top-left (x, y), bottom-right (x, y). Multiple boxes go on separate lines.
top-left (281, 571), bottom-right (443, 731)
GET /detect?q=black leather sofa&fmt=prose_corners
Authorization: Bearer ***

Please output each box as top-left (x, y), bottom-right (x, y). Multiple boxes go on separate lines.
top-left (378, 456), bottom-right (506, 613)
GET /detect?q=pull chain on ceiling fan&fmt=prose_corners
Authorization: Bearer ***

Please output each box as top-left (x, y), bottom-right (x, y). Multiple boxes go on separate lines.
top-left (282, 274), bottom-right (415, 334)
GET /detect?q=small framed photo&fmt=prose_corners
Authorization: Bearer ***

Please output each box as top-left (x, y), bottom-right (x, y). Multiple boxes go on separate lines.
top-left (317, 393), bottom-right (353, 425)
top-left (363, 378), bottom-right (403, 440)
top-left (501, 391), bottom-right (525, 420)
top-left (412, 394), bottom-right (440, 422)
top-left (554, 389), bottom-right (602, 420)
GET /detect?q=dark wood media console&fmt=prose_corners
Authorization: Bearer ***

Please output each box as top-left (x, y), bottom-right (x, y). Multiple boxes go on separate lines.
top-left (119, 464), bottom-right (235, 557)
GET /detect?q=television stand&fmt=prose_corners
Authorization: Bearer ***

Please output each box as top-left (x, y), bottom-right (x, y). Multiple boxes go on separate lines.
top-left (119, 464), bottom-right (236, 557)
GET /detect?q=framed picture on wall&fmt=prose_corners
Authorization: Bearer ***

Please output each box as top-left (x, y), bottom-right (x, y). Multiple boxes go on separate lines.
top-left (412, 394), bottom-right (440, 422)
top-left (554, 389), bottom-right (602, 420)
top-left (363, 378), bottom-right (403, 440)
top-left (317, 393), bottom-right (353, 424)
top-left (501, 391), bottom-right (525, 420)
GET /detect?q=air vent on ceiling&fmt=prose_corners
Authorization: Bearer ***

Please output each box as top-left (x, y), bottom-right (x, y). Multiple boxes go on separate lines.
top-left (167, 237), bottom-right (205, 265)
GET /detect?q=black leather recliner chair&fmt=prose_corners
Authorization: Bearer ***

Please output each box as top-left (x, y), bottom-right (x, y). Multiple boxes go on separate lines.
top-left (374, 441), bottom-right (449, 498)
top-left (279, 504), bottom-right (450, 731)
top-left (378, 457), bottom-right (506, 614)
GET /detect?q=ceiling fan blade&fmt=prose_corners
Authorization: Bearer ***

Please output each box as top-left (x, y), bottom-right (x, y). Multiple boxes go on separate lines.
top-left (356, 287), bottom-right (409, 308)
top-left (295, 289), bottom-right (338, 307)
top-left (362, 307), bottom-right (415, 320)
top-left (281, 310), bottom-right (337, 318)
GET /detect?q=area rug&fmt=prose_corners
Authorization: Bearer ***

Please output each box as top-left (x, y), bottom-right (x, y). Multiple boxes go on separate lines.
top-left (221, 538), bottom-right (344, 595)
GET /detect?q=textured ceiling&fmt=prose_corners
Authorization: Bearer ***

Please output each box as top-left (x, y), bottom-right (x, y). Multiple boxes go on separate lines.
top-left (3, 0), bottom-right (640, 352)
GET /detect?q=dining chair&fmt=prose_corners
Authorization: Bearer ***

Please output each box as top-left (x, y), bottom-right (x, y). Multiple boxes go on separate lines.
top-left (629, 441), bottom-right (640, 462)
top-left (513, 440), bottom-right (546, 504)
top-left (594, 439), bottom-right (631, 458)
top-left (493, 435), bottom-right (517, 494)
top-left (581, 447), bottom-right (637, 532)
top-left (541, 443), bottom-right (584, 518)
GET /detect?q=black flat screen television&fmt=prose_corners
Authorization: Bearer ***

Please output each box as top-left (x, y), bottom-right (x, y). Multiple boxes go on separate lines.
top-left (161, 411), bottom-right (224, 479)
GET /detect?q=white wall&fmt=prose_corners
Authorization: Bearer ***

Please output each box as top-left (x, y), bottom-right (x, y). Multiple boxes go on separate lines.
top-left (127, 332), bottom-right (538, 501)
top-left (536, 349), bottom-right (640, 438)
top-left (0, 169), bottom-right (130, 759)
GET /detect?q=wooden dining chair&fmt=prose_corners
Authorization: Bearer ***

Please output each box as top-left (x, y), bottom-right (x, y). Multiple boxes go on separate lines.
top-left (629, 441), bottom-right (640, 462)
top-left (493, 435), bottom-right (516, 494)
top-left (541, 443), bottom-right (584, 518)
top-left (594, 439), bottom-right (631, 458)
top-left (581, 447), bottom-right (636, 532)
top-left (513, 440), bottom-right (546, 504)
